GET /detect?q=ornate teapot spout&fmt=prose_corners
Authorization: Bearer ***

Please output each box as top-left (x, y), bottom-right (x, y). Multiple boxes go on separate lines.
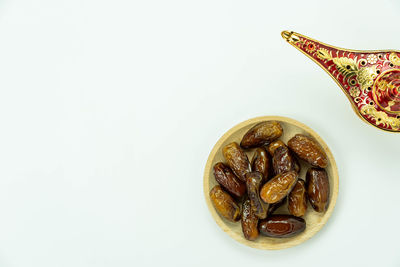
top-left (282, 30), bottom-right (400, 132)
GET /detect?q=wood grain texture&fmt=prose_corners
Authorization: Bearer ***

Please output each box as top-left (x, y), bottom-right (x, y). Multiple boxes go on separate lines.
top-left (203, 116), bottom-right (339, 250)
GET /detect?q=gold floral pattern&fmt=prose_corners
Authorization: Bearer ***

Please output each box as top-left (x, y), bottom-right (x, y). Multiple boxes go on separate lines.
top-left (317, 48), bottom-right (376, 91)
top-left (389, 52), bottom-right (400, 66)
top-left (361, 105), bottom-right (400, 130)
top-left (349, 87), bottom-right (360, 98)
top-left (367, 54), bottom-right (378, 64)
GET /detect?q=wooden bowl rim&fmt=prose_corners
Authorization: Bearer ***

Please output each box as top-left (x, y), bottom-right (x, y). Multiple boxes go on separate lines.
top-left (203, 116), bottom-right (339, 250)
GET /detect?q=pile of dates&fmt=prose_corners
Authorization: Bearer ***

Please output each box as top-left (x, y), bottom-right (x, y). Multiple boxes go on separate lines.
top-left (209, 121), bottom-right (330, 240)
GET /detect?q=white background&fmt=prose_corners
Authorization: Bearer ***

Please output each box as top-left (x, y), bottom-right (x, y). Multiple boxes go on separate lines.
top-left (0, 0), bottom-right (399, 266)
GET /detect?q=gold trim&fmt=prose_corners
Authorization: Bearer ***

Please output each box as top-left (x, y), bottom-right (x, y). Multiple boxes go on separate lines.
top-left (282, 30), bottom-right (400, 133)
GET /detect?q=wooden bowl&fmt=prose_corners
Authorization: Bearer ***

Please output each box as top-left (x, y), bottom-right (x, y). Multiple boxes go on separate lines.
top-left (203, 116), bottom-right (339, 250)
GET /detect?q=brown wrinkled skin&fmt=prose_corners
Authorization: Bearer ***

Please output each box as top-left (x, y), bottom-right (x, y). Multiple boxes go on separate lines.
top-left (272, 146), bottom-right (298, 175)
top-left (241, 199), bottom-right (259, 241)
top-left (240, 121), bottom-right (283, 149)
top-left (267, 197), bottom-right (286, 215)
top-left (222, 142), bottom-right (251, 182)
top-left (210, 185), bottom-right (240, 222)
top-left (246, 172), bottom-right (268, 219)
top-left (259, 215), bottom-right (306, 238)
top-left (267, 140), bottom-right (286, 156)
top-left (260, 171), bottom-right (298, 204)
top-left (213, 162), bottom-right (246, 198)
top-left (306, 168), bottom-right (330, 212)
top-left (288, 179), bottom-right (307, 217)
top-left (288, 134), bottom-right (328, 168)
top-left (251, 147), bottom-right (270, 181)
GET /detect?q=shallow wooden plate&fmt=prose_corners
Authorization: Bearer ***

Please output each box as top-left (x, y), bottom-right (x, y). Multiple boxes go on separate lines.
top-left (203, 116), bottom-right (339, 250)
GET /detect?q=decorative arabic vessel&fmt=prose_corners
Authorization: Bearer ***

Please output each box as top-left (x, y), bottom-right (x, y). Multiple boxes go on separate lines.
top-left (282, 31), bottom-right (400, 132)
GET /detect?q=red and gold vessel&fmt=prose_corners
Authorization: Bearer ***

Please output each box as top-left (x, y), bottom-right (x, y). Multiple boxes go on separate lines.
top-left (282, 31), bottom-right (400, 132)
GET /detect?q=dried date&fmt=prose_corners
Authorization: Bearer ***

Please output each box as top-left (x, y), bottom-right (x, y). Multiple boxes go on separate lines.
top-left (260, 171), bottom-right (298, 204)
top-left (240, 121), bottom-right (283, 149)
top-left (222, 142), bottom-right (251, 182)
top-left (213, 162), bottom-right (246, 198)
top-left (251, 147), bottom-right (270, 181)
top-left (267, 140), bottom-right (286, 156)
top-left (246, 172), bottom-right (268, 219)
top-left (210, 185), bottom-right (240, 222)
top-left (288, 179), bottom-right (307, 217)
top-left (306, 168), bottom-right (329, 212)
top-left (288, 134), bottom-right (328, 168)
top-left (272, 146), bottom-right (298, 175)
top-left (259, 215), bottom-right (306, 238)
top-left (241, 199), bottom-right (259, 241)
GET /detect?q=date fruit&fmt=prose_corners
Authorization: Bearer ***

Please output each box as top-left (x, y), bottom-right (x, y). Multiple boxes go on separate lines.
top-left (222, 142), bottom-right (251, 182)
top-left (210, 185), bottom-right (240, 222)
top-left (306, 168), bottom-right (329, 212)
top-left (260, 171), bottom-right (298, 204)
top-left (241, 199), bottom-right (259, 241)
top-left (251, 147), bottom-right (270, 181)
top-left (288, 179), bottom-right (307, 217)
top-left (288, 134), bottom-right (328, 168)
top-left (259, 215), bottom-right (306, 238)
top-left (267, 140), bottom-right (286, 156)
top-left (246, 172), bottom-right (268, 219)
top-left (272, 146), bottom-right (298, 175)
top-left (213, 162), bottom-right (246, 198)
top-left (240, 121), bottom-right (283, 149)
